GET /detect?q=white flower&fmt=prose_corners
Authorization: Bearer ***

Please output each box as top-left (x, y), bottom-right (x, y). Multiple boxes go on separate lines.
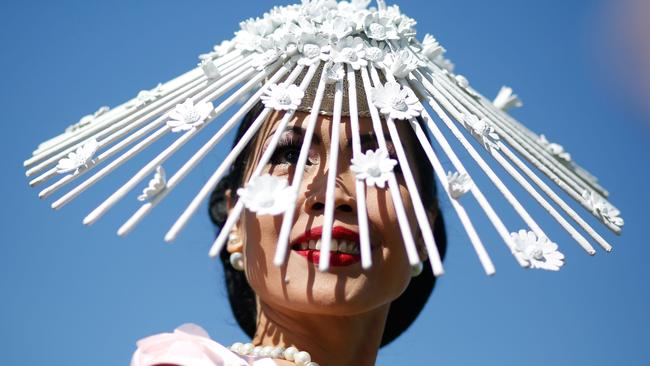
top-left (447, 171), bottom-right (472, 199)
top-left (271, 24), bottom-right (301, 55)
top-left (337, 0), bottom-right (371, 12)
top-left (433, 54), bottom-right (455, 72)
top-left (166, 98), bottom-right (214, 133)
top-left (138, 166), bottom-right (166, 202)
top-left (294, 18), bottom-right (319, 36)
top-left (350, 148), bottom-right (397, 188)
top-left (364, 39), bottom-right (388, 67)
top-left (56, 138), bottom-right (99, 175)
top-left (268, 5), bottom-right (302, 25)
top-left (393, 14), bottom-right (417, 38)
top-left (330, 36), bottom-right (368, 70)
top-left (199, 59), bottom-right (220, 80)
top-left (233, 29), bottom-right (264, 52)
top-left (234, 16), bottom-right (277, 53)
top-left (582, 190), bottom-right (624, 228)
top-left (363, 13), bottom-right (399, 41)
top-left (320, 15), bottom-right (356, 40)
top-left (251, 49), bottom-right (281, 71)
top-left (371, 81), bottom-right (422, 120)
top-left (454, 74), bottom-right (481, 98)
top-left (383, 49), bottom-right (421, 78)
top-left (463, 114), bottom-right (500, 150)
top-left (65, 106), bottom-right (110, 133)
top-left (298, 33), bottom-right (331, 66)
top-left (237, 174), bottom-right (296, 215)
top-left (199, 39), bottom-right (236, 60)
top-left (214, 39), bottom-right (235, 56)
top-left (300, 1), bottom-right (334, 24)
top-left (493, 86), bottom-right (523, 112)
top-left (324, 62), bottom-right (345, 84)
top-left (127, 83), bottom-right (164, 109)
top-left (510, 230), bottom-right (565, 271)
top-left (421, 34), bottom-right (445, 60)
top-left (240, 16), bottom-right (275, 37)
top-left (539, 135), bottom-right (571, 164)
top-left (260, 83), bottom-right (304, 111)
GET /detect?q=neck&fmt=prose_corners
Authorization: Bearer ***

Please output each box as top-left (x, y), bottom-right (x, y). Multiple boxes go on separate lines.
top-left (252, 300), bottom-right (390, 366)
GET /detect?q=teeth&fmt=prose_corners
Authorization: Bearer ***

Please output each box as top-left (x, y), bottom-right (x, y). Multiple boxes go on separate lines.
top-left (295, 238), bottom-right (360, 254)
top-left (339, 240), bottom-right (348, 253)
top-left (331, 239), bottom-right (339, 252)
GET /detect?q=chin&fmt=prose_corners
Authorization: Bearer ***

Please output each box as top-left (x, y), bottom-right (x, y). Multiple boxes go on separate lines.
top-left (260, 270), bottom-right (408, 316)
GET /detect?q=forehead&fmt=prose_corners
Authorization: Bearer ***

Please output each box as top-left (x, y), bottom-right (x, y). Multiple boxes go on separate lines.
top-left (255, 110), bottom-right (402, 147)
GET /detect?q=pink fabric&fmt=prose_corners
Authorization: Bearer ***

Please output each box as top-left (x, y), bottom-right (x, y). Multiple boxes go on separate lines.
top-left (130, 323), bottom-right (278, 366)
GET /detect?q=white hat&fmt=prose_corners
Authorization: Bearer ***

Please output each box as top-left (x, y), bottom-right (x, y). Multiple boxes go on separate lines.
top-left (24, 0), bottom-right (622, 275)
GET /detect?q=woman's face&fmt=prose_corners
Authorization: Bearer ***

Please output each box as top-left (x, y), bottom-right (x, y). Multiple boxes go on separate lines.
top-left (228, 110), bottom-right (430, 316)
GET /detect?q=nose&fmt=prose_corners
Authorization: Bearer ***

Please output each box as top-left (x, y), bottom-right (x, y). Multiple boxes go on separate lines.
top-left (305, 175), bottom-right (356, 215)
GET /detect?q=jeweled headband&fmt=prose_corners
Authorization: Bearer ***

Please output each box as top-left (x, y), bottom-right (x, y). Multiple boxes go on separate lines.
top-left (24, 0), bottom-right (623, 275)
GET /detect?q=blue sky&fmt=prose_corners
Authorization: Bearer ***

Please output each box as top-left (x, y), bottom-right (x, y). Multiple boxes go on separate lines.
top-left (1, 0), bottom-right (649, 365)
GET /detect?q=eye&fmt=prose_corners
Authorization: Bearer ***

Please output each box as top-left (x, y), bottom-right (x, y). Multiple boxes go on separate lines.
top-left (271, 145), bottom-right (301, 165)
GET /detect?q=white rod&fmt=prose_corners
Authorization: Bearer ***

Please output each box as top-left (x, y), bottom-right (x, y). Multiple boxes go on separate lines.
top-left (405, 85), bottom-right (528, 267)
top-left (380, 71), bottom-right (445, 276)
top-left (25, 55), bottom-right (250, 176)
top-left (317, 78), bottom-right (344, 272)
top-left (346, 65), bottom-right (373, 269)
top-left (414, 70), bottom-right (547, 239)
top-left (499, 143), bottom-right (613, 252)
top-left (407, 116), bottom-right (496, 275)
top-left (491, 145), bottom-right (596, 254)
top-left (495, 106), bottom-right (609, 197)
top-left (364, 66), bottom-right (420, 266)
top-left (51, 62), bottom-right (257, 210)
top-left (27, 53), bottom-right (244, 164)
top-left (117, 60), bottom-right (298, 236)
top-left (386, 118), bottom-right (446, 276)
top-left (33, 74), bottom-right (211, 190)
top-left (25, 66), bottom-right (204, 166)
top-left (430, 70), bottom-right (591, 197)
top-left (429, 70), bottom-right (601, 205)
top-left (82, 64), bottom-right (265, 226)
top-left (119, 107), bottom-right (274, 237)
top-left (421, 71), bottom-right (597, 254)
top-left (207, 63), bottom-right (319, 255)
top-left (51, 127), bottom-right (168, 210)
top-left (273, 63), bottom-right (330, 266)
top-left (430, 70), bottom-right (620, 234)
top-left (30, 52), bottom-right (242, 159)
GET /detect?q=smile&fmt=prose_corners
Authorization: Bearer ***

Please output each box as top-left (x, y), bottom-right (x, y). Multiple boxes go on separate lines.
top-left (290, 226), bottom-right (377, 267)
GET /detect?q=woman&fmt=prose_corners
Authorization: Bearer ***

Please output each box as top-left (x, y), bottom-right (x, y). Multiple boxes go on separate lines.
top-left (130, 95), bottom-right (447, 365)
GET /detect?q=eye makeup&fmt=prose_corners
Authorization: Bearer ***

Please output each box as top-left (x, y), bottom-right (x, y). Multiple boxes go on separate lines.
top-left (269, 130), bottom-right (319, 167)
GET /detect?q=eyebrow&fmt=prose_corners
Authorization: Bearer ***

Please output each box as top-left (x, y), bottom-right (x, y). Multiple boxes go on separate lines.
top-left (265, 125), bottom-right (322, 145)
top-left (349, 132), bottom-right (393, 148)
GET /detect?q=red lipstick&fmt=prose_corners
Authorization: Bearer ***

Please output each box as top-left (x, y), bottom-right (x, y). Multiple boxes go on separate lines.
top-left (291, 226), bottom-right (363, 267)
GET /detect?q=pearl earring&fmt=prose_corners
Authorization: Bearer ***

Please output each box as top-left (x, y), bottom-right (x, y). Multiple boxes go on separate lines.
top-left (411, 262), bottom-right (423, 277)
top-left (230, 252), bottom-right (245, 271)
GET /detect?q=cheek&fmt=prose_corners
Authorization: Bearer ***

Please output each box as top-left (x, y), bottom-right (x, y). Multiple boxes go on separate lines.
top-left (240, 211), bottom-right (285, 294)
top-left (364, 183), bottom-right (416, 288)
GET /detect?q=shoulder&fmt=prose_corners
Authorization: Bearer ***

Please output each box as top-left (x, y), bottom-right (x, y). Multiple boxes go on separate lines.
top-left (130, 323), bottom-right (276, 366)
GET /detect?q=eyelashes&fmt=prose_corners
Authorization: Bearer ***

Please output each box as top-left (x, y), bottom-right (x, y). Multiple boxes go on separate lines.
top-left (269, 134), bottom-right (317, 167)
top-left (268, 133), bottom-right (403, 174)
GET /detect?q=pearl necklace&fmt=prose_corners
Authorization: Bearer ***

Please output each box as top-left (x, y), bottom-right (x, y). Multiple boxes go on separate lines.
top-left (230, 342), bottom-right (319, 366)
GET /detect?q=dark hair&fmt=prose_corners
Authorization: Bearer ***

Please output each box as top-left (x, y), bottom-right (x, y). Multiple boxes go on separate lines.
top-left (208, 102), bottom-right (447, 347)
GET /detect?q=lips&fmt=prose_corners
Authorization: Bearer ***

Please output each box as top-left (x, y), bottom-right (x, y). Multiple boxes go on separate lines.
top-left (290, 226), bottom-right (365, 267)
